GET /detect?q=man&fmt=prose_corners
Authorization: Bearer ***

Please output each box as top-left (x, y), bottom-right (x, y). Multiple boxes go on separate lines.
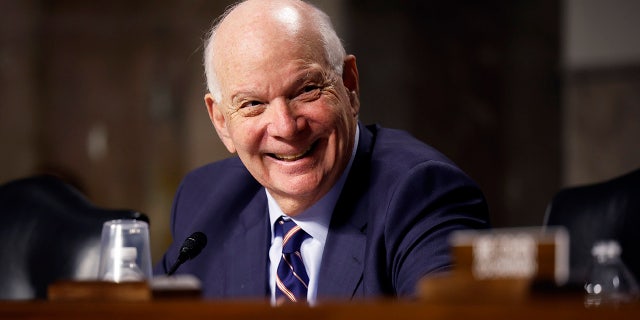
top-left (155, 0), bottom-right (489, 304)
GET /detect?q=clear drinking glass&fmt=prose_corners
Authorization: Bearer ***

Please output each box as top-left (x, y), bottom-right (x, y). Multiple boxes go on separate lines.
top-left (97, 219), bottom-right (152, 282)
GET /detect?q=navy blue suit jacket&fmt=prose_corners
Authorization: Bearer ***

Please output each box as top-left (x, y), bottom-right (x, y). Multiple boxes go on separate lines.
top-left (155, 123), bottom-right (490, 300)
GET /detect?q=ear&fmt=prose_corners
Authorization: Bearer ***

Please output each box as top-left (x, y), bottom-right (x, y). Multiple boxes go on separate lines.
top-left (205, 93), bottom-right (237, 154)
top-left (342, 55), bottom-right (360, 116)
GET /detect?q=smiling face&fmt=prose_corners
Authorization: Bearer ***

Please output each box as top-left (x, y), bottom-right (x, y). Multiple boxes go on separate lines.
top-left (204, 1), bottom-right (360, 215)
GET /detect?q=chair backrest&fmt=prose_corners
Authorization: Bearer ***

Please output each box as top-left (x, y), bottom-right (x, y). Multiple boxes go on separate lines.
top-left (543, 168), bottom-right (640, 286)
top-left (0, 175), bottom-right (149, 300)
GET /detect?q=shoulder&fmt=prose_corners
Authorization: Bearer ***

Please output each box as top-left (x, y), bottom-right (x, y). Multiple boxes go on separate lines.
top-left (178, 156), bottom-right (261, 198)
top-left (172, 157), bottom-right (261, 214)
top-left (360, 124), bottom-right (487, 221)
top-left (169, 156), bottom-right (264, 236)
top-left (364, 124), bottom-right (466, 183)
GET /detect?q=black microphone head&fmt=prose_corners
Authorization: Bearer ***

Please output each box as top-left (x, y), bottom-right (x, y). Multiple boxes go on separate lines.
top-left (179, 231), bottom-right (207, 261)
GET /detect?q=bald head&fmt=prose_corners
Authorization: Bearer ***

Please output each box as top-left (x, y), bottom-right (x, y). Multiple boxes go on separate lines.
top-left (203, 0), bottom-right (346, 102)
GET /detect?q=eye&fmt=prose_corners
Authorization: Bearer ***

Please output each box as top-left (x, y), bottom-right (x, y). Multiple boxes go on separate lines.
top-left (302, 85), bottom-right (320, 93)
top-left (294, 84), bottom-right (322, 102)
top-left (234, 99), bottom-right (266, 117)
top-left (240, 100), bottom-right (263, 109)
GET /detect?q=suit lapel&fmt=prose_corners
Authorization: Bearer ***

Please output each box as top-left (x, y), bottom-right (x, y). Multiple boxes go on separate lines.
top-left (223, 189), bottom-right (270, 298)
top-left (317, 216), bottom-right (367, 298)
top-left (317, 123), bottom-right (374, 299)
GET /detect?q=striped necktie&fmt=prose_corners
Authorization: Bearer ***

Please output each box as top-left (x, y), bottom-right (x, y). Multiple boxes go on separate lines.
top-left (275, 217), bottom-right (311, 304)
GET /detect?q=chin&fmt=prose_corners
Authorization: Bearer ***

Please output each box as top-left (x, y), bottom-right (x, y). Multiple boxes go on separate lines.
top-left (275, 175), bottom-right (327, 197)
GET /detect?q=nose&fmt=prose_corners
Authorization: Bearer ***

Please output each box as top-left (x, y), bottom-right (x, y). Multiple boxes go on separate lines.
top-left (267, 98), bottom-right (302, 138)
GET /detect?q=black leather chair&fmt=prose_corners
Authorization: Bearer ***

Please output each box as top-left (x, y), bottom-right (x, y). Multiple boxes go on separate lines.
top-left (543, 168), bottom-right (640, 286)
top-left (0, 175), bottom-right (148, 300)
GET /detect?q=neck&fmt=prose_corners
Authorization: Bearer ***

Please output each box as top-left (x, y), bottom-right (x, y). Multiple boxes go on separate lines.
top-left (269, 193), bottom-right (317, 217)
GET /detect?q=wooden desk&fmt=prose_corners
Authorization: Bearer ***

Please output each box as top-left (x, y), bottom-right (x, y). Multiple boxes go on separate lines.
top-left (1, 296), bottom-right (639, 320)
top-left (3, 275), bottom-right (639, 319)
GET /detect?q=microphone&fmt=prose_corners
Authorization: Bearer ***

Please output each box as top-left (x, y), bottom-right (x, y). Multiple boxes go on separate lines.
top-left (167, 232), bottom-right (208, 276)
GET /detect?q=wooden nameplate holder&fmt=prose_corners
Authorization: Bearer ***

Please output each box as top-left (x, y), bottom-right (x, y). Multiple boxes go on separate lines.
top-left (419, 226), bottom-right (569, 303)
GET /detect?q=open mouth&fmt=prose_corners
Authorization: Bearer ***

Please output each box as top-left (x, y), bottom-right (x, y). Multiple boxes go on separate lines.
top-left (268, 141), bottom-right (317, 162)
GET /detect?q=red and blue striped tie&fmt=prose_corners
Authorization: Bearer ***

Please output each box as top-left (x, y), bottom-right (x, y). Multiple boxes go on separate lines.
top-left (275, 217), bottom-right (311, 304)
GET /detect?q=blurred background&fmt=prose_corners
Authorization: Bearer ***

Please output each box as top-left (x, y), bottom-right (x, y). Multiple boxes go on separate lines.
top-left (1, 0), bottom-right (639, 263)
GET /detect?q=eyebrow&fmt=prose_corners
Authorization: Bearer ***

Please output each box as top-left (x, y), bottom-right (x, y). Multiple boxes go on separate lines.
top-left (228, 66), bottom-right (328, 104)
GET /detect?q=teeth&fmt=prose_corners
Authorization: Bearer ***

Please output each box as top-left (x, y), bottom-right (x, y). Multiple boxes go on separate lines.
top-left (273, 146), bottom-right (312, 161)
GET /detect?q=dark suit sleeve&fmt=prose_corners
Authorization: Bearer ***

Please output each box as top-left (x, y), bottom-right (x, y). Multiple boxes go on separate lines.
top-left (384, 160), bottom-right (489, 296)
